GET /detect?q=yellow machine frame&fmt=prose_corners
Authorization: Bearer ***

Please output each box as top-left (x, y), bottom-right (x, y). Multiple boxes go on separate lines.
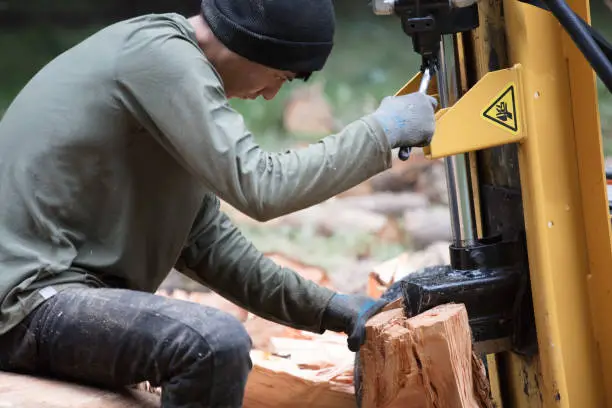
top-left (400, 0), bottom-right (612, 406)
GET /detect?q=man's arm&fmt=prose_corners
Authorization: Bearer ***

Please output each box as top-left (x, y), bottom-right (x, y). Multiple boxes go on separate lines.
top-left (175, 193), bottom-right (336, 333)
top-left (115, 24), bottom-right (392, 222)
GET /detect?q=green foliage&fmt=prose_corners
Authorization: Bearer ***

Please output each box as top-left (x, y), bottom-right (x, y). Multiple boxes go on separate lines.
top-left (0, 1), bottom-right (611, 268)
top-left (0, 26), bottom-right (99, 110)
top-left (0, 1), bottom-right (611, 152)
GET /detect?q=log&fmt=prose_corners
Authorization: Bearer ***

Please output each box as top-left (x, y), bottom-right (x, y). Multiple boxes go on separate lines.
top-left (243, 313), bottom-right (292, 351)
top-left (132, 331), bottom-right (358, 407)
top-left (265, 252), bottom-right (333, 289)
top-left (244, 332), bottom-right (356, 408)
top-left (335, 180), bottom-right (374, 198)
top-left (333, 259), bottom-right (384, 295)
top-left (244, 351), bottom-right (355, 408)
top-left (220, 197), bottom-right (401, 240)
top-left (403, 206), bottom-right (452, 249)
top-left (369, 151), bottom-right (436, 192)
top-left (280, 203), bottom-right (392, 236)
top-left (366, 243), bottom-right (450, 298)
top-left (0, 371), bottom-right (160, 408)
top-left (336, 156), bottom-right (447, 202)
top-left (415, 159), bottom-right (449, 205)
top-left (130, 331), bottom-right (356, 404)
top-left (282, 82), bottom-right (337, 136)
top-left (335, 192), bottom-right (429, 217)
top-left (359, 304), bottom-right (492, 408)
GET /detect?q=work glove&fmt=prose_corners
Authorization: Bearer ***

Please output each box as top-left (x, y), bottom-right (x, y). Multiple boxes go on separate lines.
top-left (322, 293), bottom-right (389, 352)
top-left (371, 92), bottom-right (438, 149)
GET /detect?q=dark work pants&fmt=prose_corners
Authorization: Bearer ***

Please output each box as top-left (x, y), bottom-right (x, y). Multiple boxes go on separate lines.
top-left (0, 287), bottom-right (253, 407)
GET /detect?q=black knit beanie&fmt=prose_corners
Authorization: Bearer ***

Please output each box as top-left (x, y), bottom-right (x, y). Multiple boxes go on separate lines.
top-left (200, 0), bottom-right (335, 75)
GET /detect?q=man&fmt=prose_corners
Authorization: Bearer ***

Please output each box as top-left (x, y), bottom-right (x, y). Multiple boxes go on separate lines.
top-left (0, 0), bottom-right (436, 407)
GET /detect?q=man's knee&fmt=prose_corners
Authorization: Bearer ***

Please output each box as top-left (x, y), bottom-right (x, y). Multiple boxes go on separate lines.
top-left (199, 308), bottom-right (253, 376)
top-left (164, 304), bottom-right (253, 380)
top-left (201, 309), bottom-right (253, 369)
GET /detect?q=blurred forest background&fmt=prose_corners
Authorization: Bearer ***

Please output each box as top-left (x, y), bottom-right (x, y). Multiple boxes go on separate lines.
top-left (0, 1), bottom-right (611, 292)
top-left (2, 0), bottom-right (610, 150)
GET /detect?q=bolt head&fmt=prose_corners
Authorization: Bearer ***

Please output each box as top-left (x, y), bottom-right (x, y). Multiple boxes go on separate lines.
top-left (373, 0), bottom-right (396, 15)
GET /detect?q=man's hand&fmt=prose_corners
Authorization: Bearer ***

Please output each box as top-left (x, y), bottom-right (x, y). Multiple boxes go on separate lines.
top-left (371, 92), bottom-right (438, 149)
top-left (322, 293), bottom-right (389, 352)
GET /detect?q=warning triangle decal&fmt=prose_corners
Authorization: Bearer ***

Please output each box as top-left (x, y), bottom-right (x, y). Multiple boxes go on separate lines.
top-left (482, 84), bottom-right (518, 133)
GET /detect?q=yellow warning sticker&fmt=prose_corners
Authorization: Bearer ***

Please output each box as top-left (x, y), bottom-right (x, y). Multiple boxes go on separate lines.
top-left (481, 83), bottom-right (519, 134)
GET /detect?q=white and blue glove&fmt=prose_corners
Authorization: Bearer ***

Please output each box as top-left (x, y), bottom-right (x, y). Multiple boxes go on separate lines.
top-left (371, 92), bottom-right (438, 149)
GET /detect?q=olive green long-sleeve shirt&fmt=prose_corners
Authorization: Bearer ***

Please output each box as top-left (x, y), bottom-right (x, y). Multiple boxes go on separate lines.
top-left (0, 13), bottom-right (392, 336)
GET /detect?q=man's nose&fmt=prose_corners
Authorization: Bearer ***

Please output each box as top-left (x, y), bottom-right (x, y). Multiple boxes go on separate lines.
top-left (262, 83), bottom-right (283, 100)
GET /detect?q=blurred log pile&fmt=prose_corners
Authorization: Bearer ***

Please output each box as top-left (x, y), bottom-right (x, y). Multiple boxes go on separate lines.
top-left (159, 148), bottom-right (453, 294)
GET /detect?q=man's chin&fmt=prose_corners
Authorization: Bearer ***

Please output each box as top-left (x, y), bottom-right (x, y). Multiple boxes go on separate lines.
top-left (225, 92), bottom-right (259, 100)
top-left (227, 94), bottom-right (257, 100)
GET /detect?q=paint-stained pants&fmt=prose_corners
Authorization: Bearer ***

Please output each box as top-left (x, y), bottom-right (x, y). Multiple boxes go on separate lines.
top-left (0, 287), bottom-right (253, 407)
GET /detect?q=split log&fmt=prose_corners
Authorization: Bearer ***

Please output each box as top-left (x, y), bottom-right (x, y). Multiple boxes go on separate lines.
top-left (131, 331), bottom-right (356, 404)
top-left (367, 243), bottom-right (450, 298)
top-left (368, 253), bottom-right (411, 298)
top-left (0, 371), bottom-right (160, 408)
top-left (244, 351), bottom-right (355, 408)
top-left (359, 304), bottom-right (492, 408)
top-left (244, 332), bottom-right (356, 408)
top-left (243, 314), bottom-right (292, 351)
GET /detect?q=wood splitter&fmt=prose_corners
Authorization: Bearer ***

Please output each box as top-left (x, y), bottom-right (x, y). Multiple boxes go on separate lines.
top-left (361, 0), bottom-right (612, 405)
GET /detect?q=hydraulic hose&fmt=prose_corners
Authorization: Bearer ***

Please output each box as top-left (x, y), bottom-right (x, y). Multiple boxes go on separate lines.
top-left (519, 0), bottom-right (612, 64)
top-left (541, 0), bottom-right (612, 92)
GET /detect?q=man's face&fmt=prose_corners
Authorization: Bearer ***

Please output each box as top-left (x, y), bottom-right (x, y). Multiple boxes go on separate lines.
top-left (218, 55), bottom-right (296, 101)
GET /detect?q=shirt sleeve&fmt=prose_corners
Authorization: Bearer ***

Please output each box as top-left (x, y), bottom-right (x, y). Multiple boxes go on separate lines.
top-left (115, 23), bottom-right (392, 222)
top-left (175, 193), bottom-right (336, 333)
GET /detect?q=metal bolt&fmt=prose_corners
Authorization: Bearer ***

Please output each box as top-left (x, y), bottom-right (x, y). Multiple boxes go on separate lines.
top-left (372, 0), bottom-right (396, 15)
